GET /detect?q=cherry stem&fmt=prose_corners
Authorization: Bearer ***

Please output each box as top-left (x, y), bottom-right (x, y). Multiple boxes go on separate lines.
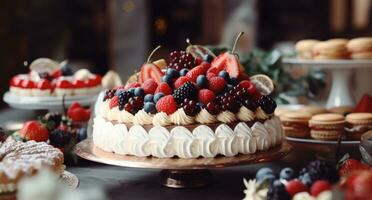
top-left (186, 38), bottom-right (192, 46)
top-left (147, 45), bottom-right (162, 63)
top-left (231, 32), bottom-right (244, 54)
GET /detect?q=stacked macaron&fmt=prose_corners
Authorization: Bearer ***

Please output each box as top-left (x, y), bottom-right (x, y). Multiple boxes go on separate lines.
top-left (345, 113), bottom-right (372, 140)
top-left (309, 113), bottom-right (346, 140)
top-left (347, 37), bottom-right (372, 59)
top-left (295, 37), bottom-right (372, 60)
top-left (281, 112), bottom-right (312, 138)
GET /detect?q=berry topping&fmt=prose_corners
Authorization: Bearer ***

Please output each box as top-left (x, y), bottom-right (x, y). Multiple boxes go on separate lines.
top-left (125, 96), bottom-right (144, 114)
top-left (124, 82), bottom-right (141, 90)
top-left (218, 70), bottom-right (230, 82)
top-left (103, 89), bottom-right (117, 101)
top-left (206, 102), bottom-right (220, 115)
top-left (285, 179), bottom-right (308, 197)
top-left (153, 93), bottom-right (165, 103)
top-left (208, 76), bottom-right (226, 93)
top-left (174, 76), bottom-right (192, 89)
top-left (139, 63), bottom-right (164, 84)
top-left (198, 89), bottom-right (215, 105)
top-left (310, 180), bottom-right (331, 197)
top-left (21, 80), bottom-right (35, 89)
top-left (72, 80), bottom-right (85, 88)
top-left (258, 95), bottom-right (277, 114)
top-left (144, 102), bottom-right (156, 114)
top-left (173, 82), bottom-right (198, 104)
top-left (156, 95), bottom-right (178, 115)
top-left (166, 68), bottom-right (179, 78)
top-left (181, 99), bottom-right (200, 116)
top-left (196, 75), bottom-right (208, 88)
top-left (117, 91), bottom-right (133, 111)
top-left (19, 121), bottom-right (49, 142)
top-left (142, 79), bottom-right (158, 94)
top-left (155, 82), bottom-right (173, 95)
top-left (169, 51), bottom-right (196, 71)
top-left (144, 94), bottom-right (154, 102)
top-left (109, 96), bottom-right (119, 109)
top-left (179, 68), bottom-right (189, 76)
top-left (161, 74), bottom-right (173, 85)
top-left (206, 72), bottom-right (217, 79)
top-left (67, 102), bottom-right (91, 122)
top-left (56, 79), bottom-right (73, 89)
top-left (37, 79), bottom-right (52, 90)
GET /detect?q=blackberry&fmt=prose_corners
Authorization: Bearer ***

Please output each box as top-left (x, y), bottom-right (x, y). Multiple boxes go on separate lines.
top-left (173, 82), bottom-right (197, 104)
top-left (43, 112), bottom-right (63, 131)
top-left (118, 91), bottom-right (132, 111)
top-left (125, 96), bottom-right (144, 114)
top-left (299, 160), bottom-right (339, 184)
top-left (257, 95), bottom-right (277, 114)
top-left (49, 129), bottom-right (73, 147)
top-left (266, 182), bottom-right (291, 200)
top-left (103, 89), bottom-right (116, 101)
top-left (180, 99), bottom-right (200, 116)
top-left (169, 51), bottom-right (196, 71)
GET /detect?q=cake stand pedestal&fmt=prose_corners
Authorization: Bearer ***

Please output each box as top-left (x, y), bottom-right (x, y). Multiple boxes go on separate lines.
top-left (282, 58), bottom-right (372, 108)
top-left (75, 139), bottom-right (292, 188)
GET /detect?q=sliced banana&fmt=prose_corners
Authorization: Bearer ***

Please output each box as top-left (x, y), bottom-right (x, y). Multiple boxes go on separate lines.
top-left (29, 58), bottom-right (59, 74)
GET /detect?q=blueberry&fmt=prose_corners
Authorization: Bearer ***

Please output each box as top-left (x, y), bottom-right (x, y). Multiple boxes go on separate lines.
top-left (179, 68), bottom-right (189, 76)
top-left (144, 94), bottom-right (154, 102)
top-left (144, 102), bottom-right (156, 114)
top-left (256, 167), bottom-right (274, 181)
top-left (259, 174), bottom-right (276, 184)
top-left (61, 64), bottom-right (73, 76)
top-left (218, 70), bottom-right (230, 81)
top-left (166, 68), bottom-right (179, 78)
top-left (203, 54), bottom-right (214, 63)
top-left (153, 92), bottom-right (165, 103)
top-left (299, 172), bottom-right (312, 187)
top-left (134, 87), bottom-right (145, 97)
top-left (273, 180), bottom-right (283, 187)
top-left (162, 75), bottom-right (173, 85)
top-left (77, 128), bottom-right (87, 142)
top-left (229, 77), bottom-right (239, 86)
top-left (128, 88), bottom-right (135, 95)
top-left (196, 75), bottom-right (208, 88)
top-left (280, 168), bottom-right (295, 181)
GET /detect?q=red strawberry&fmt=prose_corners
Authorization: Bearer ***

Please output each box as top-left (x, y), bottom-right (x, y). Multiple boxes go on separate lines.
top-left (139, 63), bottom-right (164, 84)
top-left (208, 52), bottom-right (240, 78)
top-left (310, 180), bottom-right (331, 197)
top-left (109, 96), bottom-right (119, 109)
top-left (195, 57), bottom-right (203, 65)
top-left (19, 121), bottom-right (49, 142)
top-left (344, 170), bottom-right (372, 199)
top-left (174, 76), bottom-right (191, 89)
top-left (56, 79), bottom-right (73, 89)
top-left (155, 95), bottom-right (177, 115)
top-left (37, 79), bottom-right (52, 90)
top-left (353, 94), bottom-right (372, 113)
top-left (208, 76), bottom-right (226, 93)
top-left (186, 65), bottom-right (208, 82)
top-left (210, 52), bottom-right (228, 72)
top-left (68, 107), bottom-right (91, 122)
top-left (68, 102), bottom-right (82, 115)
top-left (21, 79), bottom-right (35, 89)
top-left (338, 158), bottom-right (369, 177)
top-left (238, 73), bottom-right (251, 81)
top-left (155, 82), bottom-right (172, 95)
top-left (200, 62), bottom-right (211, 71)
top-left (52, 69), bottom-right (62, 79)
top-left (198, 89), bottom-right (215, 105)
top-left (142, 79), bottom-right (158, 94)
top-left (285, 179), bottom-right (308, 196)
top-left (206, 72), bottom-right (217, 79)
top-left (124, 82), bottom-right (141, 90)
top-left (239, 80), bottom-right (257, 95)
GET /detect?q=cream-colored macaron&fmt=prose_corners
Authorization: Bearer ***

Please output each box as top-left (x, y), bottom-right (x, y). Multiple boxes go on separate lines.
top-left (347, 37), bottom-right (372, 59)
top-left (295, 39), bottom-right (320, 59)
top-left (313, 39), bottom-right (349, 59)
top-left (346, 113), bottom-right (372, 124)
top-left (281, 112), bottom-right (312, 138)
top-left (299, 105), bottom-right (328, 116)
top-left (309, 113), bottom-right (346, 140)
top-left (345, 113), bottom-right (372, 140)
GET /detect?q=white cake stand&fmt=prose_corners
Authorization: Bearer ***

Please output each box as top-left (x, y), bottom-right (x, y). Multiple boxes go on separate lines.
top-left (282, 58), bottom-right (372, 108)
top-left (3, 92), bottom-right (98, 111)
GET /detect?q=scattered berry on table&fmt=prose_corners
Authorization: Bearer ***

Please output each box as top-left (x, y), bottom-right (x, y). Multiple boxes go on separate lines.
top-left (267, 180), bottom-right (291, 200)
top-left (285, 179), bottom-right (308, 197)
top-left (256, 167), bottom-right (274, 181)
top-left (280, 167), bottom-right (295, 181)
top-left (310, 180), bottom-right (331, 197)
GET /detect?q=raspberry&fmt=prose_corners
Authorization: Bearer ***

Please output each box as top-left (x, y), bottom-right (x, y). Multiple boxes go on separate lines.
top-left (109, 96), bottom-right (119, 109)
top-left (198, 89), bottom-right (215, 105)
top-left (206, 72), bottom-right (217, 79)
top-left (156, 95), bottom-right (178, 115)
top-left (142, 79), bottom-right (158, 94)
top-left (174, 76), bottom-right (191, 89)
top-left (208, 76), bottom-right (226, 93)
top-left (173, 82), bottom-right (198, 104)
top-left (186, 65), bottom-right (207, 82)
top-left (155, 82), bottom-right (173, 95)
top-left (310, 180), bottom-right (331, 197)
top-left (285, 179), bottom-right (308, 197)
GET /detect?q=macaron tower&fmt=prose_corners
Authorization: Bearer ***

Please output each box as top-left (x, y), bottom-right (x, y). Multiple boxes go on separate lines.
top-left (309, 113), bottom-right (346, 140)
top-left (312, 39), bottom-right (349, 60)
top-left (345, 113), bottom-right (372, 140)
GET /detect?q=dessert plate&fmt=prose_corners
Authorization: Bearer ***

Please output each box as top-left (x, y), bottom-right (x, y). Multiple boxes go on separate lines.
top-left (3, 92), bottom-right (98, 110)
top-left (286, 136), bottom-right (360, 145)
top-left (75, 139), bottom-right (292, 188)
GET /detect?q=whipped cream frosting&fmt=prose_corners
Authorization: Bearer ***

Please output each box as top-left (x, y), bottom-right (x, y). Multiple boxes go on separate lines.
top-left (133, 109), bottom-right (153, 125)
top-left (255, 107), bottom-right (270, 120)
top-left (195, 109), bottom-right (217, 124)
top-left (153, 112), bottom-right (172, 126)
top-left (217, 111), bottom-right (237, 123)
top-left (170, 108), bottom-right (195, 125)
top-left (93, 115), bottom-right (283, 158)
top-left (238, 106), bottom-right (255, 122)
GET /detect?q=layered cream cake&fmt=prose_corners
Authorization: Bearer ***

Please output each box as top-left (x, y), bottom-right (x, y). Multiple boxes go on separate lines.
top-left (93, 44), bottom-right (284, 159)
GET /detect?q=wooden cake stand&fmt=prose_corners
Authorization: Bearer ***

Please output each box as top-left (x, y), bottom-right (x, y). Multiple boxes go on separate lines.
top-left (75, 139), bottom-right (292, 188)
